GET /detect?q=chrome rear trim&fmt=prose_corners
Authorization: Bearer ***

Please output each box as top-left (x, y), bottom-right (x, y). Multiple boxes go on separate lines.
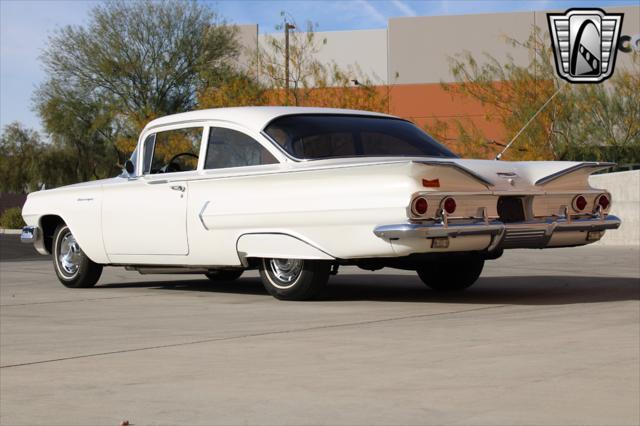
top-left (373, 214), bottom-right (621, 249)
top-left (373, 222), bottom-right (504, 239)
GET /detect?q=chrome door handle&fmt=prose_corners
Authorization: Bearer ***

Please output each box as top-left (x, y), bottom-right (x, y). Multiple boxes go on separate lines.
top-left (170, 185), bottom-right (185, 192)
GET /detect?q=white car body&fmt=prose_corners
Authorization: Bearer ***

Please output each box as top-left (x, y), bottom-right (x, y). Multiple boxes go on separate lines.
top-left (21, 107), bottom-right (620, 282)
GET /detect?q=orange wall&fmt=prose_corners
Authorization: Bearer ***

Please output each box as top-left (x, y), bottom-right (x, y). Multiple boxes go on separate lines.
top-left (385, 82), bottom-right (506, 156)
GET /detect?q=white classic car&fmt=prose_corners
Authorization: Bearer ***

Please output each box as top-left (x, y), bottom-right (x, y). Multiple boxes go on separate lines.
top-left (21, 107), bottom-right (620, 300)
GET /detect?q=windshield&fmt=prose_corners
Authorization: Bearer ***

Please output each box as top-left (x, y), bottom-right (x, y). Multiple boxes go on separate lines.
top-left (264, 114), bottom-right (457, 160)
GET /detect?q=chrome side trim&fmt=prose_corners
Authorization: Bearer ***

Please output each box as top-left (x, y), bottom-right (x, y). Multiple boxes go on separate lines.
top-left (125, 266), bottom-right (212, 275)
top-left (535, 162), bottom-right (615, 185)
top-left (198, 201), bottom-right (210, 230)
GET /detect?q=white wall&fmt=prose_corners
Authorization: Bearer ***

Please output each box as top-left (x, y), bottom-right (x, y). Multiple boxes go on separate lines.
top-left (589, 170), bottom-right (640, 246)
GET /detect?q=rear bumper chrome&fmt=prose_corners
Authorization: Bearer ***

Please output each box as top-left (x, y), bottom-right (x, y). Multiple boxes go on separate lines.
top-left (374, 215), bottom-right (621, 249)
top-left (374, 222), bottom-right (504, 239)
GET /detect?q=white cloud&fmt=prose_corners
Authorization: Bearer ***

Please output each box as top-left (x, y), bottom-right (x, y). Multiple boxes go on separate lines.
top-left (392, 0), bottom-right (417, 17)
top-left (355, 0), bottom-right (387, 26)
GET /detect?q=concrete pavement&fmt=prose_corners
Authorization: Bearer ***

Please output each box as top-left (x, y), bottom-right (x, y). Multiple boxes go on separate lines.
top-left (0, 241), bottom-right (638, 425)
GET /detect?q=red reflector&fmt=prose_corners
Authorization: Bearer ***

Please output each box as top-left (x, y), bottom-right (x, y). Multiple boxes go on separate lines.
top-left (573, 195), bottom-right (587, 211)
top-left (422, 178), bottom-right (440, 188)
top-left (443, 197), bottom-right (456, 215)
top-left (597, 194), bottom-right (610, 210)
top-left (413, 197), bottom-right (428, 215)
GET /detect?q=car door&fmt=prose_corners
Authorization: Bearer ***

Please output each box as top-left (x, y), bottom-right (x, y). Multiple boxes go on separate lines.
top-left (185, 124), bottom-right (283, 265)
top-left (102, 125), bottom-right (204, 256)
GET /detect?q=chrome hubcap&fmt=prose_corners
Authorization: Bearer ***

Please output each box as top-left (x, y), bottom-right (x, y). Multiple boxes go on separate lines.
top-left (58, 232), bottom-right (81, 276)
top-left (268, 258), bottom-right (303, 287)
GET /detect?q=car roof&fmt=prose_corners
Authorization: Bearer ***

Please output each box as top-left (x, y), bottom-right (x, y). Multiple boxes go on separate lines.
top-left (142, 106), bottom-right (395, 133)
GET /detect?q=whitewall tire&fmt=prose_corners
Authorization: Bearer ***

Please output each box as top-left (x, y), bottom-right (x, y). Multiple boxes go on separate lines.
top-left (52, 224), bottom-right (103, 288)
top-left (259, 258), bottom-right (331, 300)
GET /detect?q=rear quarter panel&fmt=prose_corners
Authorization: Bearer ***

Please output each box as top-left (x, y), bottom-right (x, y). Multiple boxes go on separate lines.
top-left (186, 162), bottom-right (423, 265)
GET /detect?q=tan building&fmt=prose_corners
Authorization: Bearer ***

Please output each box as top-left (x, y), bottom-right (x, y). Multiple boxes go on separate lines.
top-left (236, 6), bottom-right (639, 152)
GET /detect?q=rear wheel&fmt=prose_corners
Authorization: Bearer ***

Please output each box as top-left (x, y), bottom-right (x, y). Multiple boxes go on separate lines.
top-left (417, 255), bottom-right (484, 292)
top-left (204, 270), bottom-right (243, 282)
top-left (259, 258), bottom-right (331, 300)
top-left (52, 224), bottom-right (102, 288)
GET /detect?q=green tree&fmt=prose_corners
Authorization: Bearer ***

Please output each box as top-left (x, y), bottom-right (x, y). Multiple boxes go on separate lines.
top-left (0, 122), bottom-right (44, 193)
top-left (36, 0), bottom-right (239, 175)
top-left (42, 0), bottom-right (237, 121)
top-left (35, 80), bottom-right (120, 182)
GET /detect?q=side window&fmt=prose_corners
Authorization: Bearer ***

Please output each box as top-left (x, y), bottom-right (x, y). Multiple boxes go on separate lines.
top-left (145, 127), bottom-right (203, 174)
top-left (205, 127), bottom-right (278, 170)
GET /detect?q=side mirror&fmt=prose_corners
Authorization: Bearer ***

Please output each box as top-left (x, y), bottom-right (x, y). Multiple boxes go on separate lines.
top-left (124, 160), bottom-right (135, 176)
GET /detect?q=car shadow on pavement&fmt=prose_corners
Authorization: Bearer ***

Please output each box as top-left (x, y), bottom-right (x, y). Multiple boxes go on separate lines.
top-left (98, 274), bottom-right (640, 305)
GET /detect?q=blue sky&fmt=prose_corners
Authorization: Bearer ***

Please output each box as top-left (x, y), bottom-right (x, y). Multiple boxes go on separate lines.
top-left (1, 0), bottom-right (637, 133)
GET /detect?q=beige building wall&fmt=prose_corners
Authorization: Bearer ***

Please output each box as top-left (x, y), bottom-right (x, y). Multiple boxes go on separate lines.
top-left (254, 28), bottom-right (388, 84)
top-left (310, 29), bottom-right (388, 83)
top-left (388, 11), bottom-right (534, 85)
top-left (234, 24), bottom-right (259, 74)
top-left (235, 6), bottom-right (638, 86)
top-left (590, 170), bottom-right (640, 247)
top-left (388, 6), bottom-right (638, 85)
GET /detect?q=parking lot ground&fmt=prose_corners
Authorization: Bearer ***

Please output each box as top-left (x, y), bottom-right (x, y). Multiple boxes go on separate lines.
top-left (0, 237), bottom-right (639, 426)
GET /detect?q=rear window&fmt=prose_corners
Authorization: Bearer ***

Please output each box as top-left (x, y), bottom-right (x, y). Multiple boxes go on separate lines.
top-left (264, 114), bottom-right (456, 160)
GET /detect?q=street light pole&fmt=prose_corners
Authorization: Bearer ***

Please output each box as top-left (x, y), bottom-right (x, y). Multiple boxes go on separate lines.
top-left (284, 23), bottom-right (295, 91)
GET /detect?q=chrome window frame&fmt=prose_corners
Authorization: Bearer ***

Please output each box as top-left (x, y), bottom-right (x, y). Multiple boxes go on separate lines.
top-left (137, 122), bottom-right (207, 179)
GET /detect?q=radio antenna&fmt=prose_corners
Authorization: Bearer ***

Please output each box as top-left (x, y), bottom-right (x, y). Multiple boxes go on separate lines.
top-left (495, 84), bottom-right (566, 160)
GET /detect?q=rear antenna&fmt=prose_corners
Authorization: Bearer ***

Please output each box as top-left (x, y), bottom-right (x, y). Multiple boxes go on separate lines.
top-left (495, 84), bottom-right (566, 160)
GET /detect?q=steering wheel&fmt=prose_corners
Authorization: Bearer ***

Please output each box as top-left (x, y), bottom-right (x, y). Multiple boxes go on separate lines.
top-left (161, 152), bottom-right (199, 173)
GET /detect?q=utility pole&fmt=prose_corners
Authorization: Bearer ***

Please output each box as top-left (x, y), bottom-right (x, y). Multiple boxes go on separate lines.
top-left (284, 22), bottom-right (295, 90)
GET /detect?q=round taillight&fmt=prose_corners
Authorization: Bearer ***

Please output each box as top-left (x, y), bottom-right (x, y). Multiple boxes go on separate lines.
top-left (572, 195), bottom-right (587, 212)
top-left (596, 194), bottom-right (610, 210)
top-left (412, 197), bottom-right (428, 216)
top-left (442, 197), bottom-right (457, 215)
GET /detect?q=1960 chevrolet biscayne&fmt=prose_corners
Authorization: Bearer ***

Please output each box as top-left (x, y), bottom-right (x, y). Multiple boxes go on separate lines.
top-left (21, 107), bottom-right (621, 300)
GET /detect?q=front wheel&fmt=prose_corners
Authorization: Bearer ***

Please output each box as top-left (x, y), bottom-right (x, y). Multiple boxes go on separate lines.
top-left (53, 224), bottom-right (103, 288)
top-left (417, 255), bottom-right (484, 292)
top-left (259, 258), bottom-right (331, 300)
